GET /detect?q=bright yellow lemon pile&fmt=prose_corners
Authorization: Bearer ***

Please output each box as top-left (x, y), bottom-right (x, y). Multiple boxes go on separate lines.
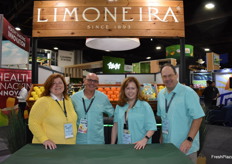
top-left (157, 85), bottom-right (165, 92)
top-left (28, 86), bottom-right (45, 101)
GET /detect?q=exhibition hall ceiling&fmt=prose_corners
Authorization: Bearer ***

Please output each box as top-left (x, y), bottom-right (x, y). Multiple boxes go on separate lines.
top-left (1, 0), bottom-right (232, 65)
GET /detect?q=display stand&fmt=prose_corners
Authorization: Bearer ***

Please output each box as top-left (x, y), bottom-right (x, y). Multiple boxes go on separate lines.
top-left (26, 83), bottom-right (166, 111)
top-left (206, 52), bottom-right (220, 71)
top-left (150, 58), bottom-right (177, 73)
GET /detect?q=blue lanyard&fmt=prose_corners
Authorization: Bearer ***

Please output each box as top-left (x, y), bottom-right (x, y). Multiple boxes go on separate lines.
top-left (165, 93), bottom-right (176, 113)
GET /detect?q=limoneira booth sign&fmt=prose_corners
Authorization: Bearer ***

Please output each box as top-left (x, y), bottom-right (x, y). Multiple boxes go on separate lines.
top-left (166, 45), bottom-right (193, 59)
top-left (103, 56), bottom-right (125, 74)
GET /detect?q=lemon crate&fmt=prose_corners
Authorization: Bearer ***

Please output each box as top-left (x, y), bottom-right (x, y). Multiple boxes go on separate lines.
top-left (26, 84), bottom-right (44, 108)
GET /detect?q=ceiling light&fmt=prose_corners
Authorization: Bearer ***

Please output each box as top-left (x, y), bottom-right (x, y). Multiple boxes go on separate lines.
top-left (150, 38), bottom-right (153, 41)
top-left (54, 47), bottom-right (59, 50)
top-left (146, 57), bottom-right (151, 60)
top-left (85, 38), bottom-right (140, 51)
top-left (204, 48), bottom-right (210, 51)
top-left (205, 3), bottom-right (215, 9)
top-left (105, 50), bottom-right (111, 52)
top-left (15, 27), bottom-right (21, 31)
top-left (156, 46), bottom-right (162, 50)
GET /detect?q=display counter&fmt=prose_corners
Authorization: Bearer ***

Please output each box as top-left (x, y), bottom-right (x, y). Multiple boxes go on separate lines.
top-left (2, 144), bottom-right (192, 164)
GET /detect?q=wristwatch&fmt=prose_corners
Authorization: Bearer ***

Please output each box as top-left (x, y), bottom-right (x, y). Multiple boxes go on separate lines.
top-left (187, 136), bottom-right (193, 142)
top-left (145, 135), bottom-right (150, 140)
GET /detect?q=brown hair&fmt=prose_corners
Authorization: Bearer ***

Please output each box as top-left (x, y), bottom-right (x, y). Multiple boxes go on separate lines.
top-left (117, 76), bottom-right (146, 106)
top-left (40, 73), bottom-right (68, 99)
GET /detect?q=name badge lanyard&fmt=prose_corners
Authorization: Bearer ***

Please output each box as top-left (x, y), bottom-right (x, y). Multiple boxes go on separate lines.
top-left (165, 93), bottom-right (176, 113)
top-left (82, 98), bottom-right (95, 118)
top-left (55, 99), bottom-right (67, 120)
top-left (124, 99), bottom-right (137, 130)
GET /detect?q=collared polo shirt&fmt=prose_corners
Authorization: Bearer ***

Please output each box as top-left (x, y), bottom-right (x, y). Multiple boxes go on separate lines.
top-left (157, 82), bottom-right (205, 155)
top-left (71, 89), bottom-right (114, 144)
top-left (114, 100), bottom-right (157, 144)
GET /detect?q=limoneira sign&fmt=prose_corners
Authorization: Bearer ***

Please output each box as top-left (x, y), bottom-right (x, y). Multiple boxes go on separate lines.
top-left (33, 0), bottom-right (184, 37)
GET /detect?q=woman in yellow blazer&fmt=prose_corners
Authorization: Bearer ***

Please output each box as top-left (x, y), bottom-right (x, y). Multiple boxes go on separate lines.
top-left (29, 74), bottom-right (77, 150)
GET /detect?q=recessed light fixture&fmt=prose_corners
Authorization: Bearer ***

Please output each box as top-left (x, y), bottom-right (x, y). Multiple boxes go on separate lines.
top-left (150, 38), bottom-right (153, 41)
top-left (15, 27), bottom-right (21, 31)
top-left (54, 47), bottom-right (59, 50)
top-left (146, 56), bottom-right (151, 60)
top-left (205, 3), bottom-right (215, 9)
top-left (105, 50), bottom-right (111, 52)
top-left (156, 46), bottom-right (162, 50)
top-left (204, 48), bottom-right (210, 51)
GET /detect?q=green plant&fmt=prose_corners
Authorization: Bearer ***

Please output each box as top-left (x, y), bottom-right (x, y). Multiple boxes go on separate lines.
top-left (7, 109), bottom-right (27, 153)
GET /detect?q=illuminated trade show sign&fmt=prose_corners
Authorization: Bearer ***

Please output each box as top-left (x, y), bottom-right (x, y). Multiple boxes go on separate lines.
top-left (166, 44), bottom-right (193, 59)
top-left (32, 0), bottom-right (184, 37)
top-left (0, 68), bottom-right (32, 109)
top-left (1, 16), bottom-right (30, 51)
top-left (103, 56), bottom-right (124, 73)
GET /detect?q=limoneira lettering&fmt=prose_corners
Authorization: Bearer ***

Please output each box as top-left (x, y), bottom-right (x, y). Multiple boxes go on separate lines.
top-left (37, 7), bottom-right (179, 23)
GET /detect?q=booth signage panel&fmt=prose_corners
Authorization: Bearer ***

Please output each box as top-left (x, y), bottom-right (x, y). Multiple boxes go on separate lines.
top-left (2, 18), bottom-right (30, 51)
top-left (132, 62), bottom-right (140, 73)
top-left (124, 64), bottom-right (133, 72)
top-left (58, 50), bottom-right (75, 67)
top-left (2, 40), bottom-right (29, 65)
top-left (32, 0), bottom-right (184, 37)
top-left (140, 62), bottom-right (150, 73)
top-left (103, 56), bottom-right (124, 73)
top-left (215, 72), bottom-right (232, 106)
top-left (0, 68), bottom-right (32, 109)
top-left (213, 53), bottom-right (220, 65)
top-left (166, 44), bottom-right (193, 59)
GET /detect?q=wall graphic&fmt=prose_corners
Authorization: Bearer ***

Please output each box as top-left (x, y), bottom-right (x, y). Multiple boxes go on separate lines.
top-left (215, 73), bottom-right (232, 106)
top-left (0, 68), bottom-right (32, 126)
top-left (2, 40), bottom-right (29, 65)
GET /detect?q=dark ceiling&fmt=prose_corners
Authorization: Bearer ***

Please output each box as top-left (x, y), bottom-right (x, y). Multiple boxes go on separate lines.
top-left (1, 0), bottom-right (232, 66)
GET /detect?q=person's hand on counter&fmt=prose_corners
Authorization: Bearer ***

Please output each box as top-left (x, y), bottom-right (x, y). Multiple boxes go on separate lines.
top-left (133, 138), bottom-right (148, 150)
top-left (43, 139), bottom-right (57, 150)
top-left (179, 140), bottom-right (192, 154)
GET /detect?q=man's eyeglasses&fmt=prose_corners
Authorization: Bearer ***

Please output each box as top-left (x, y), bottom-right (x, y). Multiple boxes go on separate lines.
top-left (86, 79), bottom-right (99, 83)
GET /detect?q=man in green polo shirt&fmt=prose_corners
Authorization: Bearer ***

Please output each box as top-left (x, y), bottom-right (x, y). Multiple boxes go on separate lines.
top-left (157, 63), bottom-right (205, 164)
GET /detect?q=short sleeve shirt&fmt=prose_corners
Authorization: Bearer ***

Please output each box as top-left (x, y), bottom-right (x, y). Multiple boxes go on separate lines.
top-left (114, 100), bottom-right (157, 144)
top-left (71, 90), bottom-right (114, 144)
top-left (157, 83), bottom-right (205, 155)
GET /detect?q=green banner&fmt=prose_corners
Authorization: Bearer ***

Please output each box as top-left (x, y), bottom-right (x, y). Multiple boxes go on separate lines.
top-left (132, 63), bottom-right (140, 73)
top-left (166, 44), bottom-right (193, 59)
top-left (140, 63), bottom-right (150, 73)
top-left (103, 56), bottom-right (125, 73)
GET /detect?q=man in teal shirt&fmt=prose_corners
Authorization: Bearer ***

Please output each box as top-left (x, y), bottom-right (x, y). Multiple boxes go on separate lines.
top-left (71, 73), bottom-right (114, 144)
top-left (157, 64), bottom-right (205, 164)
